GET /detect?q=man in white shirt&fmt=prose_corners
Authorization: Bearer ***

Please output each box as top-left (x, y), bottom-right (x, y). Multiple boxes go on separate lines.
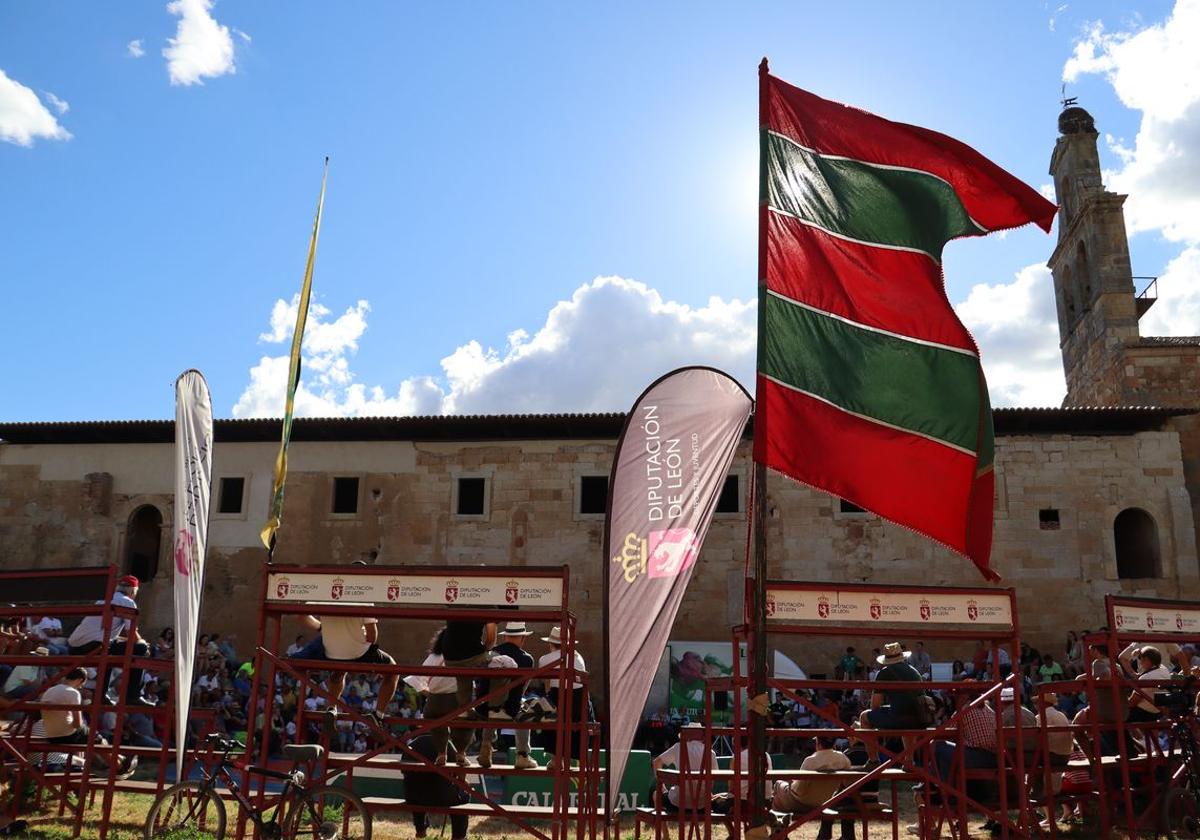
top-left (772, 735), bottom-right (853, 840)
top-left (66, 576), bottom-right (152, 707)
top-left (28, 616), bottom-right (68, 655)
top-left (653, 726), bottom-right (718, 812)
top-left (298, 610), bottom-right (398, 725)
top-left (1122, 645), bottom-right (1171, 724)
top-left (536, 625), bottom-right (589, 770)
top-left (41, 668), bottom-right (135, 775)
top-left (286, 635), bottom-right (306, 657)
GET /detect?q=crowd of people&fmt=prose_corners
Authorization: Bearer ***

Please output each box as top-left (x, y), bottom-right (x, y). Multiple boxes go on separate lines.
top-left (650, 636), bottom-right (1200, 837)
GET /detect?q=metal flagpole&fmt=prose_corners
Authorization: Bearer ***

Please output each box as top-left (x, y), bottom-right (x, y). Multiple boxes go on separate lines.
top-left (745, 56), bottom-right (772, 837)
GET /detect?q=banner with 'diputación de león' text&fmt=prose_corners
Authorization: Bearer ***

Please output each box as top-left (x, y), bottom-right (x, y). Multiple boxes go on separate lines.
top-left (604, 366), bottom-right (752, 816)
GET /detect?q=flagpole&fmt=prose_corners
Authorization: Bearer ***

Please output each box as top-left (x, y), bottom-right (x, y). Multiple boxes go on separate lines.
top-left (746, 56), bottom-right (771, 836)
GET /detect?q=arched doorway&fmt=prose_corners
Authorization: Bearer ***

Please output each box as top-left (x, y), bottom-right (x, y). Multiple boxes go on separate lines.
top-left (1114, 508), bottom-right (1161, 579)
top-left (125, 505), bottom-right (163, 582)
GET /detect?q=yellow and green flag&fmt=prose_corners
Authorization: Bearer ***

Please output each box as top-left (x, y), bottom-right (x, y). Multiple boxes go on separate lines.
top-left (261, 158), bottom-right (329, 552)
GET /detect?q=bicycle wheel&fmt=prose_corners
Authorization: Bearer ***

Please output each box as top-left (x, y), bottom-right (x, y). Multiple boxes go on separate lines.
top-left (144, 780), bottom-right (227, 840)
top-left (1165, 786), bottom-right (1200, 840)
top-left (283, 785), bottom-right (371, 840)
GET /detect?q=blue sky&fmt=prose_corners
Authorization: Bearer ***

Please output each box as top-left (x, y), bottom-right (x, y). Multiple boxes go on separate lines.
top-left (2, 1), bottom-right (1196, 421)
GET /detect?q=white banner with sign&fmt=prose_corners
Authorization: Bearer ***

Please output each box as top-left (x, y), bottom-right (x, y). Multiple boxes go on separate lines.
top-left (1113, 603), bottom-right (1200, 634)
top-left (765, 587), bottom-right (1013, 628)
top-left (267, 572), bottom-right (563, 607)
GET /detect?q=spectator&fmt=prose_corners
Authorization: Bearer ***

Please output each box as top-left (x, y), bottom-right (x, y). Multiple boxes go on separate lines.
top-left (910, 643), bottom-right (933, 680)
top-left (217, 634), bottom-right (240, 668)
top-left (66, 575), bottom-right (153, 707)
top-left (41, 668), bottom-right (135, 775)
top-left (771, 734), bottom-right (853, 840)
top-left (405, 629), bottom-right (472, 767)
top-left (932, 687), bottom-right (996, 779)
top-left (27, 615), bottom-right (68, 655)
top-left (442, 616), bottom-right (496, 715)
top-left (536, 625), bottom-right (589, 771)
top-left (951, 660), bottom-right (967, 681)
top-left (1036, 691), bottom-right (1073, 770)
top-left (1121, 645), bottom-right (1170, 725)
top-left (1039, 654), bottom-right (1064, 684)
top-left (837, 647), bottom-right (864, 680)
top-left (479, 621), bottom-right (538, 769)
top-left (1065, 631), bottom-right (1083, 676)
top-left (297, 612), bottom-right (399, 724)
top-left (154, 627), bottom-right (175, 659)
top-left (402, 733), bottom-right (471, 840)
top-left (856, 642), bottom-right (925, 765)
top-left (653, 726), bottom-right (717, 812)
top-left (3, 647), bottom-right (47, 702)
top-left (286, 635), bottom-right (306, 657)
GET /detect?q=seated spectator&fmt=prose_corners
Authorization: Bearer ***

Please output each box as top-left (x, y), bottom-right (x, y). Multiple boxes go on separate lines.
top-left (1121, 645), bottom-right (1170, 726)
top-left (286, 635), bottom-right (306, 657)
top-left (856, 642), bottom-right (925, 765)
top-left (3, 647), bottom-right (47, 702)
top-left (40, 668), bottom-right (135, 775)
top-left (67, 576), bottom-right (153, 707)
top-left (653, 726), bottom-right (717, 813)
top-left (1037, 691), bottom-right (1073, 769)
top-left (932, 687), bottom-right (997, 780)
top-left (1039, 654), bottom-right (1064, 684)
top-left (155, 627), bottom-right (175, 659)
top-left (27, 615), bottom-right (68, 655)
top-left (771, 734), bottom-right (853, 840)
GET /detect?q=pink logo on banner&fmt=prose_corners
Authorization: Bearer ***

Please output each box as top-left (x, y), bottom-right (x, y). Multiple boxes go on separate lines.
top-left (765, 593), bottom-right (776, 617)
top-left (175, 529), bottom-right (194, 577)
top-left (445, 581), bottom-right (459, 603)
top-left (276, 577), bottom-right (290, 598)
top-left (1146, 612), bottom-right (1155, 630)
top-left (967, 601), bottom-right (979, 621)
top-left (919, 600), bottom-right (932, 621)
top-left (330, 578), bottom-right (344, 601)
top-left (869, 599), bottom-right (882, 620)
top-left (387, 581), bottom-right (400, 602)
top-left (818, 597), bottom-right (831, 618)
top-left (505, 581), bottom-right (520, 604)
top-left (646, 528), bottom-right (700, 579)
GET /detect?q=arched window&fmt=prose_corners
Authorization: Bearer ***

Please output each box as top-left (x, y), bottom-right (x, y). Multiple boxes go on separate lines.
top-left (1061, 263), bottom-right (1077, 321)
top-left (1114, 508), bottom-right (1161, 579)
top-left (125, 505), bottom-right (163, 582)
top-left (1076, 240), bottom-right (1092, 303)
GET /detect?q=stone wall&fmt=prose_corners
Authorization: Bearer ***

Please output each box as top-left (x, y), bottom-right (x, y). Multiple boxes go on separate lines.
top-left (2, 427), bottom-right (1196, 693)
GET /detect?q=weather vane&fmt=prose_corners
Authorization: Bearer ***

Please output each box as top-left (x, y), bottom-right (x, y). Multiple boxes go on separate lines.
top-left (1061, 84), bottom-right (1077, 109)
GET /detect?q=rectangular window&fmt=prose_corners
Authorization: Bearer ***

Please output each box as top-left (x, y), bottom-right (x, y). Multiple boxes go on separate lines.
top-left (332, 477), bottom-right (360, 515)
top-left (716, 475), bottom-right (741, 514)
top-left (839, 499), bottom-right (867, 515)
top-left (217, 477), bottom-right (245, 515)
top-left (456, 477), bottom-right (487, 517)
top-left (578, 475), bottom-right (608, 516)
top-left (1039, 508), bottom-right (1061, 530)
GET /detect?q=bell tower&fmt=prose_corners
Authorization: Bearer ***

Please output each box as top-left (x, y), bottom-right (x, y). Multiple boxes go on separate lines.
top-left (1048, 104), bottom-right (1145, 406)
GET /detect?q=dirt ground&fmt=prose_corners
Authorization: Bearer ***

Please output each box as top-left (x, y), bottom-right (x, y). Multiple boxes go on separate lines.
top-left (7, 787), bottom-right (1128, 840)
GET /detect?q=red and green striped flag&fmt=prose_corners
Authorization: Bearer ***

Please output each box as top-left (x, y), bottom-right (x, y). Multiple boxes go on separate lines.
top-left (753, 65), bottom-right (1056, 581)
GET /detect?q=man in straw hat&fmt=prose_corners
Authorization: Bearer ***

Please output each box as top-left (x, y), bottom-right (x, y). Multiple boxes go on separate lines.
top-left (477, 621), bottom-right (538, 770)
top-left (855, 642), bottom-right (925, 766)
top-left (535, 625), bottom-right (588, 770)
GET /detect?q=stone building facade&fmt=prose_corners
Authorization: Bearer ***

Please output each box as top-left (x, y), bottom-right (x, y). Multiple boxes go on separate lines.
top-left (1, 106), bottom-right (1198, 685)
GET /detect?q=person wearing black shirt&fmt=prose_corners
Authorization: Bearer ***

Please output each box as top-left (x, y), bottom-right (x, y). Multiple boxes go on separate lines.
top-left (441, 619), bottom-right (497, 711)
top-left (856, 642), bottom-right (925, 764)
top-left (478, 621), bottom-right (538, 769)
top-left (402, 733), bottom-right (470, 840)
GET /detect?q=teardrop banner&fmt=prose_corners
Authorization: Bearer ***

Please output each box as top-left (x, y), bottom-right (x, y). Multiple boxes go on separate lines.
top-left (603, 366), bottom-right (753, 816)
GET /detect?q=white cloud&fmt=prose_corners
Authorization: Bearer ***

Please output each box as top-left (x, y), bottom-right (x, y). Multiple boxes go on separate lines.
top-left (42, 91), bottom-right (68, 115)
top-left (0, 69), bottom-right (71, 147)
top-left (956, 263), bottom-right (1068, 407)
top-left (1063, 0), bottom-right (1200, 243)
top-left (233, 278), bottom-right (756, 418)
top-left (127, 39), bottom-right (145, 58)
top-left (163, 0), bottom-right (238, 86)
top-left (1139, 246), bottom-right (1200, 336)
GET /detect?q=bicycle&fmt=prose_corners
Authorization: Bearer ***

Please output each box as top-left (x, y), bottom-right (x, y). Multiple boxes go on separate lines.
top-left (144, 733), bottom-right (371, 840)
top-left (1161, 676), bottom-right (1199, 839)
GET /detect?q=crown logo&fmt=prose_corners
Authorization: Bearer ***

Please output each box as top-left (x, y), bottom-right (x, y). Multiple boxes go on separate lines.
top-left (612, 532), bottom-right (648, 583)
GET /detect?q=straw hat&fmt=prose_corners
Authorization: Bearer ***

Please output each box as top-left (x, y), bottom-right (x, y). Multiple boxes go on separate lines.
top-left (876, 642), bottom-right (911, 665)
top-left (500, 621), bottom-right (534, 637)
top-left (540, 626), bottom-right (563, 645)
